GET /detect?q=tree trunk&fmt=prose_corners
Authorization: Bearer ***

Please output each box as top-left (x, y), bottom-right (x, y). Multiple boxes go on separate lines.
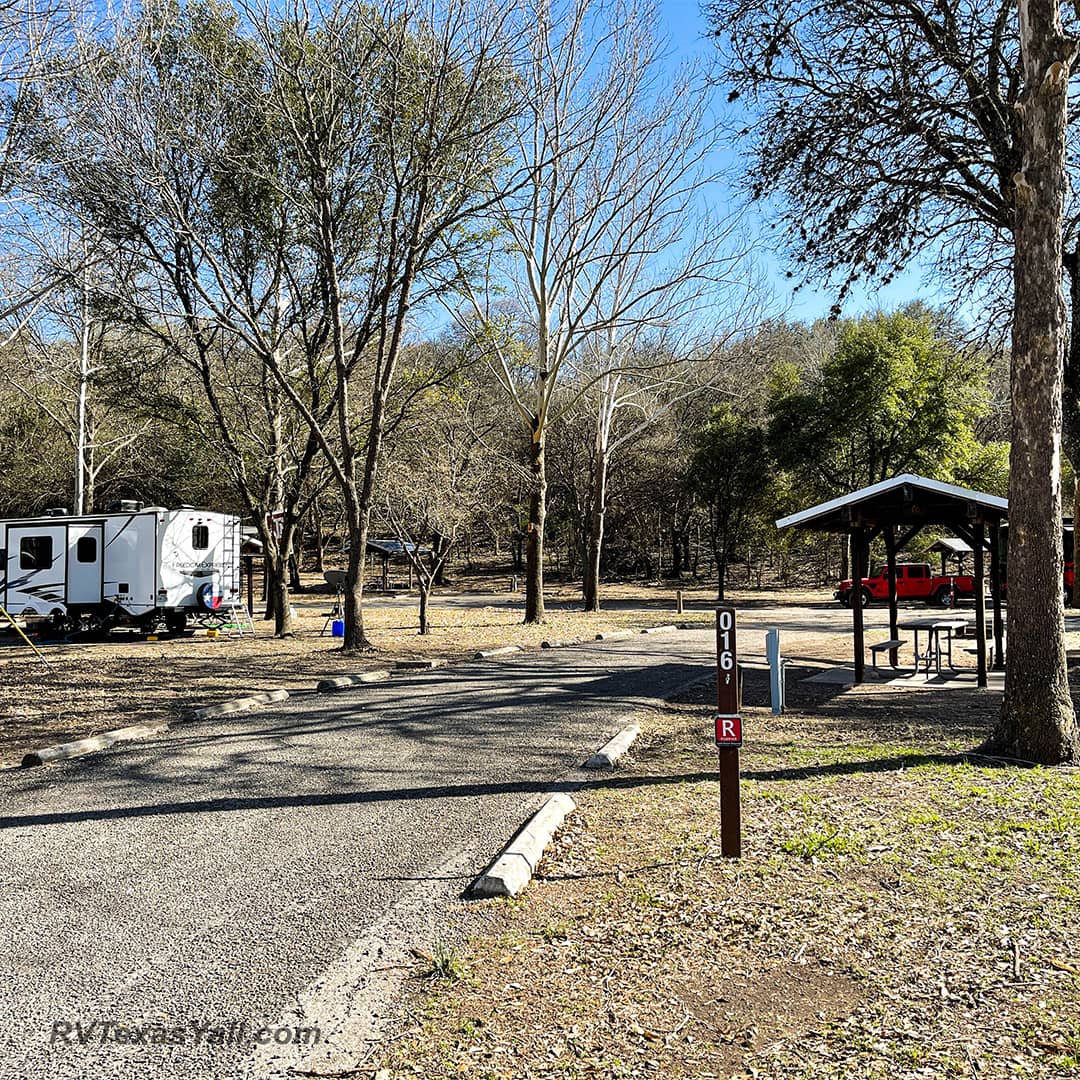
top-left (418, 582), bottom-right (430, 634)
top-left (716, 556), bottom-right (727, 601)
top-left (988, 2), bottom-right (1078, 764)
top-left (671, 524), bottom-right (684, 578)
top-left (1073, 478), bottom-right (1080, 606)
top-left (582, 445), bottom-right (607, 612)
top-left (1061, 249), bottom-right (1080, 605)
top-left (313, 500), bottom-right (325, 574)
top-left (271, 557), bottom-right (293, 637)
top-left (431, 532), bottom-right (449, 587)
top-left (525, 429), bottom-right (546, 623)
top-left (342, 496), bottom-right (372, 652)
top-left (262, 554), bottom-right (276, 620)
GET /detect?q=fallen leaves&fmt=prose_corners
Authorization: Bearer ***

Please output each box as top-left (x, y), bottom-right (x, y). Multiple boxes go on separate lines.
top-left (372, 673), bottom-right (1080, 1079)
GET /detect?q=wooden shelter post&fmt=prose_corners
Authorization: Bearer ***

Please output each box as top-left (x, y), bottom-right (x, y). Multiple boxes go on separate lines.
top-left (989, 521), bottom-right (1005, 669)
top-left (885, 526), bottom-right (900, 667)
top-left (851, 525), bottom-right (866, 684)
top-left (973, 519), bottom-right (987, 687)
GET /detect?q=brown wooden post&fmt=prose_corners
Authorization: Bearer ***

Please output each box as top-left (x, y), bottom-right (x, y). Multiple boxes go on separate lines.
top-left (851, 526), bottom-right (866, 684)
top-left (974, 520), bottom-right (987, 687)
top-left (990, 521), bottom-right (1005, 669)
top-left (715, 605), bottom-right (741, 858)
top-left (885, 526), bottom-right (899, 667)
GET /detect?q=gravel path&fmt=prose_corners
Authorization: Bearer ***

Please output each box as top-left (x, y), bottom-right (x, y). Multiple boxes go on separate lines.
top-left (0, 630), bottom-right (716, 1080)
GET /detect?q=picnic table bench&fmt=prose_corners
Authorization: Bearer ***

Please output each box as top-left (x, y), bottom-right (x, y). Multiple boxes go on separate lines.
top-left (869, 638), bottom-right (906, 670)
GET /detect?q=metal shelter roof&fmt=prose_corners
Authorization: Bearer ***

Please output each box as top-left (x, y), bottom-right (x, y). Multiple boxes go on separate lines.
top-left (928, 537), bottom-right (973, 556)
top-left (367, 538), bottom-right (432, 559)
top-left (776, 474), bottom-right (1008, 533)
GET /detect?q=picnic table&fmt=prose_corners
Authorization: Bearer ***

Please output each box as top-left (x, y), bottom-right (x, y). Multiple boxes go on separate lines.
top-left (898, 617), bottom-right (968, 676)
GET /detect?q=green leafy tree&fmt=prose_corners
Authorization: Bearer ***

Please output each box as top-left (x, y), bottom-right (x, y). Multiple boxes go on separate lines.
top-left (767, 309), bottom-right (987, 498)
top-left (687, 405), bottom-right (772, 599)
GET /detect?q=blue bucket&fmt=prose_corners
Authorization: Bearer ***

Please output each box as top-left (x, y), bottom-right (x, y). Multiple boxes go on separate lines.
top-left (332, 619), bottom-right (345, 638)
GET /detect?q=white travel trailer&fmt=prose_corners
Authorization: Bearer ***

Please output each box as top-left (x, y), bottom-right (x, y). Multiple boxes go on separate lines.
top-left (0, 504), bottom-right (241, 635)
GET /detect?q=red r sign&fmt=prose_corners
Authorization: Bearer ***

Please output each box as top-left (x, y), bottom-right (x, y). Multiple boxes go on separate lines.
top-left (715, 713), bottom-right (742, 747)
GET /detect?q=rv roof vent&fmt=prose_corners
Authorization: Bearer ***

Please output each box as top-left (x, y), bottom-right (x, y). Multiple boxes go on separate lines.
top-left (43, 507), bottom-right (69, 517)
top-left (105, 499), bottom-right (144, 513)
top-left (142, 506), bottom-right (167, 513)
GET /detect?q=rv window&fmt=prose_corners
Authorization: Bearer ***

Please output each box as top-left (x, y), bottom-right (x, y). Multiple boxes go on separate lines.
top-left (192, 525), bottom-right (209, 550)
top-left (20, 536), bottom-right (53, 570)
top-left (76, 536), bottom-right (98, 563)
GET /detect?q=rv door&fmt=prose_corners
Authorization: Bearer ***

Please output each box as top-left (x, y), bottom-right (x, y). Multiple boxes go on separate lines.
top-left (5, 525), bottom-right (67, 614)
top-left (66, 523), bottom-right (104, 605)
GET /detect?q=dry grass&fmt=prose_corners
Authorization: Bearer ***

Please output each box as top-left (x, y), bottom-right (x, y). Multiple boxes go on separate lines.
top-left (0, 573), bottom-right (726, 767)
top-left (372, 670), bottom-right (1080, 1080)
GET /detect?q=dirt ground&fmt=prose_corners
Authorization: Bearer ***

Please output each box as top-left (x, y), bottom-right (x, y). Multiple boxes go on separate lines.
top-left (0, 572), bottom-right (754, 768)
top-left (372, 664), bottom-right (1080, 1080)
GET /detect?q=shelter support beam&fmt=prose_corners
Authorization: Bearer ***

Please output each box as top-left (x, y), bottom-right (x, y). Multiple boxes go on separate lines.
top-left (990, 522), bottom-right (1005, 669)
top-left (973, 520), bottom-right (987, 687)
top-left (885, 526), bottom-right (900, 667)
top-left (851, 526), bottom-right (866, 685)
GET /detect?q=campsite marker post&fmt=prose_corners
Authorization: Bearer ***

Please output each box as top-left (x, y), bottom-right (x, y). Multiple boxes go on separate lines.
top-left (715, 605), bottom-right (742, 858)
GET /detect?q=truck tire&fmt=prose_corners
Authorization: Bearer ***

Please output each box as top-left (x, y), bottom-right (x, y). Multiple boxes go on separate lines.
top-left (934, 586), bottom-right (953, 608)
top-left (859, 588), bottom-right (872, 608)
top-left (838, 591), bottom-right (851, 608)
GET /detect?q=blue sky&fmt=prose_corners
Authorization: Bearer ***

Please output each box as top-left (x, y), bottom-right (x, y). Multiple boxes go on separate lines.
top-left (652, 1), bottom-right (937, 325)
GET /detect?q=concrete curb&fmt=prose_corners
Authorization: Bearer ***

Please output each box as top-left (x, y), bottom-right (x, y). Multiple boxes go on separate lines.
top-left (541, 638), bottom-right (583, 649)
top-left (316, 670), bottom-right (391, 693)
top-left (641, 624), bottom-right (678, 635)
top-left (470, 792), bottom-right (576, 899)
top-left (594, 630), bottom-right (634, 642)
top-left (473, 645), bottom-right (523, 659)
top-left (21, 723), bottom-right (168, 768)
top-left (393, 659), bottom-right (448, 671)
top-left (584, 722), bottom-right (641, 770)
top-left (188, 689), bottom-right (290, 720)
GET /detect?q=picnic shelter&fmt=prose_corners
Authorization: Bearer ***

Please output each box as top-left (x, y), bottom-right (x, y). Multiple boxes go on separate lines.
top-left (776, 474), bottom-right (1007, 686)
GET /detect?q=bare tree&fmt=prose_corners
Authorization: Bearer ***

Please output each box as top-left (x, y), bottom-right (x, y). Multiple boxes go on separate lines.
top-left (380, 397), bottom-right (498, 631)
top-left (985, 0), bottom-right (1077, 763)
top-left (233, 0), bottom-right (522, 652)
top-left (54, 0), bottom-right (331, 634)
top-left (454, 0), bottom-right (741, 621)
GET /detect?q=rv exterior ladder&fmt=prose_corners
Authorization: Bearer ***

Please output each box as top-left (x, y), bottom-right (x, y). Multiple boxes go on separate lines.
top-left (223, 603), bottom-right (256, 637)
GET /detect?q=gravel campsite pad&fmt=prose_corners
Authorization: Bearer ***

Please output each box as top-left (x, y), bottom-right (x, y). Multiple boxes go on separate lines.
top-left (374, 668), bottom-right (1080, 1080)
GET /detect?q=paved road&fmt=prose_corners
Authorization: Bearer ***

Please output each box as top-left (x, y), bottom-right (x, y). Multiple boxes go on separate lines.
top-left (0, 630), bottom-right (715, 1080)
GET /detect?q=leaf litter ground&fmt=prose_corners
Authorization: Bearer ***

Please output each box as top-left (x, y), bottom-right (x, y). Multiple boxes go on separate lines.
top-left (374, 663), bottom-right (1080, 1080)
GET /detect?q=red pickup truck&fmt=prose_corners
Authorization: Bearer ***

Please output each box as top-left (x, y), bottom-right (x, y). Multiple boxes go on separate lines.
top-left (835, 562), bottom-right (976, 608)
